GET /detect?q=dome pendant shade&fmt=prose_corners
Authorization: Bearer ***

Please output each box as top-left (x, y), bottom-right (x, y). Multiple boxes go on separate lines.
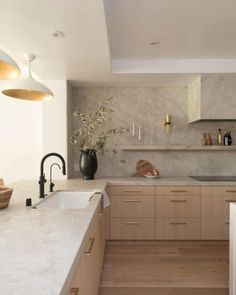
top-left (2, 77), bottom-right (54, 101)
top-left (0, 50), bottom-right (20, 79)
top-left (2, 54), bottom-right (53, 101)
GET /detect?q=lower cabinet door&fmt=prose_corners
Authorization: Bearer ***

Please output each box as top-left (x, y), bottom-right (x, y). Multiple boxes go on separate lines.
top-left (110, 218), bottom-right (155, 240)
top-left (201, 218), bottom-right (229, 240)
top-left (156, 218), bottom-right (201, 240)
top-left (69, 207), bottom-right (105, 295)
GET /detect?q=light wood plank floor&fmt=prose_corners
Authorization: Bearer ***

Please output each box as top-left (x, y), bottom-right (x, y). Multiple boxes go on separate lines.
top-left (99, 241), bottom-right (229, 295)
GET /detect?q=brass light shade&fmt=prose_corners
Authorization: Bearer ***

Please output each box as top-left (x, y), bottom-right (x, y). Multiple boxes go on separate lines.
top-left (0, 49), bottom-right (20, 80)
top-left (2, 54), bottom-right (53, 101)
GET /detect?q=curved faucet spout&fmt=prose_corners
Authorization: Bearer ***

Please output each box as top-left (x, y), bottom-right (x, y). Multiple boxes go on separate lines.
top-left (39, 152), bottom-right (66, 198)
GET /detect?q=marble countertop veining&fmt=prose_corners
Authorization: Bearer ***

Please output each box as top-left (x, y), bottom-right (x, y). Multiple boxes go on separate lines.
top-left (1, 176), bottom-right (236, 295)
top-left (0, 179), bottom-right (107, 295)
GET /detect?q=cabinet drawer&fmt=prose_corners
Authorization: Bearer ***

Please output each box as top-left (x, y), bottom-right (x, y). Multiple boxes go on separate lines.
top-left (201, 218), bottom-right (229, 240)
top-left (109, 186), bottom-right (155, 196)
top-left (110, 218), bottom-right (155, 240)
top-left (156, 195), bottom-right (200, 217)
top-left (201, 187), bottom-right (224, 195)
top-left (201, 195), bottom-right (224, 218)
top-left (201, 195), bottom-right (236, 218)
top-left (156, 218), bottom-right (201, 240)
top-left (110, 195), bottom-right (155, 217)
top-left (156, 186), bottom-right (200, 196)
top-left (202, 186), bottom-right (236, 196)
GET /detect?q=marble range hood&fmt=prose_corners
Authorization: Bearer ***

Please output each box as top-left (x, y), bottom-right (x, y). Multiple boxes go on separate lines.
top-left (188, 74), bottom-right (236, 123)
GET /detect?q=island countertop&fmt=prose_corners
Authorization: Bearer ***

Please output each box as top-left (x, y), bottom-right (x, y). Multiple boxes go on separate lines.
top-left (0, 179), bottom-right (106, 295)
top-left (1, 176), bottom-right (236, 295)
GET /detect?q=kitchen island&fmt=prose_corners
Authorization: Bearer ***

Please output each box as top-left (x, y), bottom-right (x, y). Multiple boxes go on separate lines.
top-left (0, 177), bottom-right (235, 294)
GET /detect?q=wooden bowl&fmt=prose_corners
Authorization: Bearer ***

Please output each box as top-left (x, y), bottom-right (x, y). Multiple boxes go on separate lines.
top-left (0, 187), bottom-right (13, 209)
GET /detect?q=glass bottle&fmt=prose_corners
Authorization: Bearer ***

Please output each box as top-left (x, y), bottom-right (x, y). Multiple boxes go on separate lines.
top-left (217, 128), bottom-right (222, 146)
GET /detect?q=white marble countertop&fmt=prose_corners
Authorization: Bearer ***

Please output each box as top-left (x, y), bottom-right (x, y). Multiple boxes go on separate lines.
top-left (0, 179), bottom-right (107, 295)
top-left (104, 176), bottom-right (236, 186)
top-left (1, 176), bottom-right (236, 295)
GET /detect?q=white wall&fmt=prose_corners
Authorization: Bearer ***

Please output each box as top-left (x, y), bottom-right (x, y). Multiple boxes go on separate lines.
top-left (0, 80), bottom-right (68, 185)
top-left (0, 83), bottom-right (43, 184)
top-left (42, 80), bottom-right (68, 180)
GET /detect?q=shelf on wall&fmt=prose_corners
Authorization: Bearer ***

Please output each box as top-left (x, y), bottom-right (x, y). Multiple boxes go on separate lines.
top-left (120, 145), bottom-right (236, 151)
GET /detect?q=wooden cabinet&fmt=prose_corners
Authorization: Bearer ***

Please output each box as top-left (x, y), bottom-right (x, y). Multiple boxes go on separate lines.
top-left (109, 186), bottom-right (155, 240)
top-left (110, 194), bottom-right (155, 218)
top-left (201, 218), bottom-right (229, 240)
top-left (108, 184), bottom-right (236, 241)
top-left (110, 217), bottom-right (155, 240)
top-left (156, 195), bottom-right (200, 218)
top-left (156, 186), bottom-right (201, 240)
top-left (66, 201), bottom-right (107, 295)
top-left (201, 186), bottom-right (236, 240)
top-left (156, 218), bottom-right (201, 240)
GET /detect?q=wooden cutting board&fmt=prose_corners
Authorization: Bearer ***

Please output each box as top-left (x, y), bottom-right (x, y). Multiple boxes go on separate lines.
top-left (136, 160), bottom-right (154, 176)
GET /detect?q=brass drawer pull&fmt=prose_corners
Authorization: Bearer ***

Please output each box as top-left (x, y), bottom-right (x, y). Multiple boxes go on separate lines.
top-left (124, 190), bottom-right (142, 193)
top-left (71, 287), bottom-right (80, 295)
top-left (170, 190), bottom-right (187, 193)
top-left (124, 221), bottom-right (141, 225)
top-left (170, 222), bottom-right (187, 225)
top-left (84, 237), bottom-right (95, 256)
top-left (225, 222), bottom-right (230, 225)
top-left (225, 200), bottom-right (236, 202)
top-left (225, 190), bottom-right (236, 193)
top-left (170, 200), bottom-right (187, 203)
top-left (124, 199), bottom-right (141, 202)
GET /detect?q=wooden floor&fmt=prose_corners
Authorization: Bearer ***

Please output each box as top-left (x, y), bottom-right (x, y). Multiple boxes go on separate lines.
top-left (99, 241), bottom-right (229, 295)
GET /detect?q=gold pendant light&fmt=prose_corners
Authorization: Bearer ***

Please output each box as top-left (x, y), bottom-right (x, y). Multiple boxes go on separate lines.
top-left (2, 54), bottom-right (54, 101)
top-left (0, 49), bottom-right (20, 80)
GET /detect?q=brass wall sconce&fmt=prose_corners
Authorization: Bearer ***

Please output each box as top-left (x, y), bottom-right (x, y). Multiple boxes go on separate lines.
top-left (164, 114), bottom-right (172, 133)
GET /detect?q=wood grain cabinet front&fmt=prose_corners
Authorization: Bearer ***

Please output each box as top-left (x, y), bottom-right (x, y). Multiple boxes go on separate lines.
top-left (201, 186), bottom-right (236, 240)
top-left (156, 218), bottom-right (201, 240)
top-left (156, 195), bottom-right (200, 218)
top-left (65, 202), bottom-right (107, 295)
top-left (110, 195), bottom-right (155, 218)
top-left (109, 186), bottom-right (155, 240)
top-left (155, 186), bottom-right (201, 240)
top-left (110, 217), bottom-right (155, 240)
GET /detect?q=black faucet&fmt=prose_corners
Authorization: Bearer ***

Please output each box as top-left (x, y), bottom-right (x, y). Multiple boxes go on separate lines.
top-left (39, 153), bottom-right (66, 198)
top-left (49, 163), bottom-right (61, 192)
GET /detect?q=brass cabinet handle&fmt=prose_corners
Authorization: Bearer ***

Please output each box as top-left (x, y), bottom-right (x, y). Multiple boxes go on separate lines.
top-left (225, 190), bottom-right (236, 193)
top-left (170, 222), bottom-right (187, 225)
top-left (124, 199), bottom-right (141, 202)
top-left (84, 238), bottom-right (95, 256)
top-left (170, 200), bottom-right (187, 203)
top-left (124, 190), bottom-right (142, 193)
top-left (71, 287), bottom-right (79, 295)
top-left (124, 221), bottom-right (141, 225)
top-left (170, 190), bottom-right (187, 193)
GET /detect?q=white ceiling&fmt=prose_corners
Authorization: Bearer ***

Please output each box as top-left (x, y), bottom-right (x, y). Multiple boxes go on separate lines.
top-left (104, 0), bottom-right (236, 59)
top-left (0, 0), bottom-right (236, 87)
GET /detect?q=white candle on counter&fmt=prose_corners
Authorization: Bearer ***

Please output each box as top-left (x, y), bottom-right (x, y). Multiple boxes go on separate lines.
top-left (138, 125), bottom-right (141, 141)
top-left (132, 121), bottom-right (135, 136)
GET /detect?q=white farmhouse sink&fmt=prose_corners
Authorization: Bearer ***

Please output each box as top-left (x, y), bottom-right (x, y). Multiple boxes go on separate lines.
top-left (34, 191), bottom-right (94, 209)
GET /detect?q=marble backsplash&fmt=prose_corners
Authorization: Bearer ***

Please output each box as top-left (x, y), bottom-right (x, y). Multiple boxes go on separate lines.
top-left (68, 87), bottom-right (236, 177)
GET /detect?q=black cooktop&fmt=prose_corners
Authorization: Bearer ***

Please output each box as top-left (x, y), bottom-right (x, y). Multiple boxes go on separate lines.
top-left (190, 176), bottom-right (236, 181)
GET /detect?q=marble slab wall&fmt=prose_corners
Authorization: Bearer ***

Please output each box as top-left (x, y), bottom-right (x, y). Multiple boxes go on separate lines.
top-left (68, 87), bottom-right (236, 177)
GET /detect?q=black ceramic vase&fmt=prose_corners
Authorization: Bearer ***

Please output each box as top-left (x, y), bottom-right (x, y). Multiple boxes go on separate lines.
top-left (79, 149), bottom-right (97, 180)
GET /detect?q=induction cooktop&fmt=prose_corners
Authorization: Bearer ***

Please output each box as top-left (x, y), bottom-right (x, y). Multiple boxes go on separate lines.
top-left (190, 176), bottom-right (236, 181)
